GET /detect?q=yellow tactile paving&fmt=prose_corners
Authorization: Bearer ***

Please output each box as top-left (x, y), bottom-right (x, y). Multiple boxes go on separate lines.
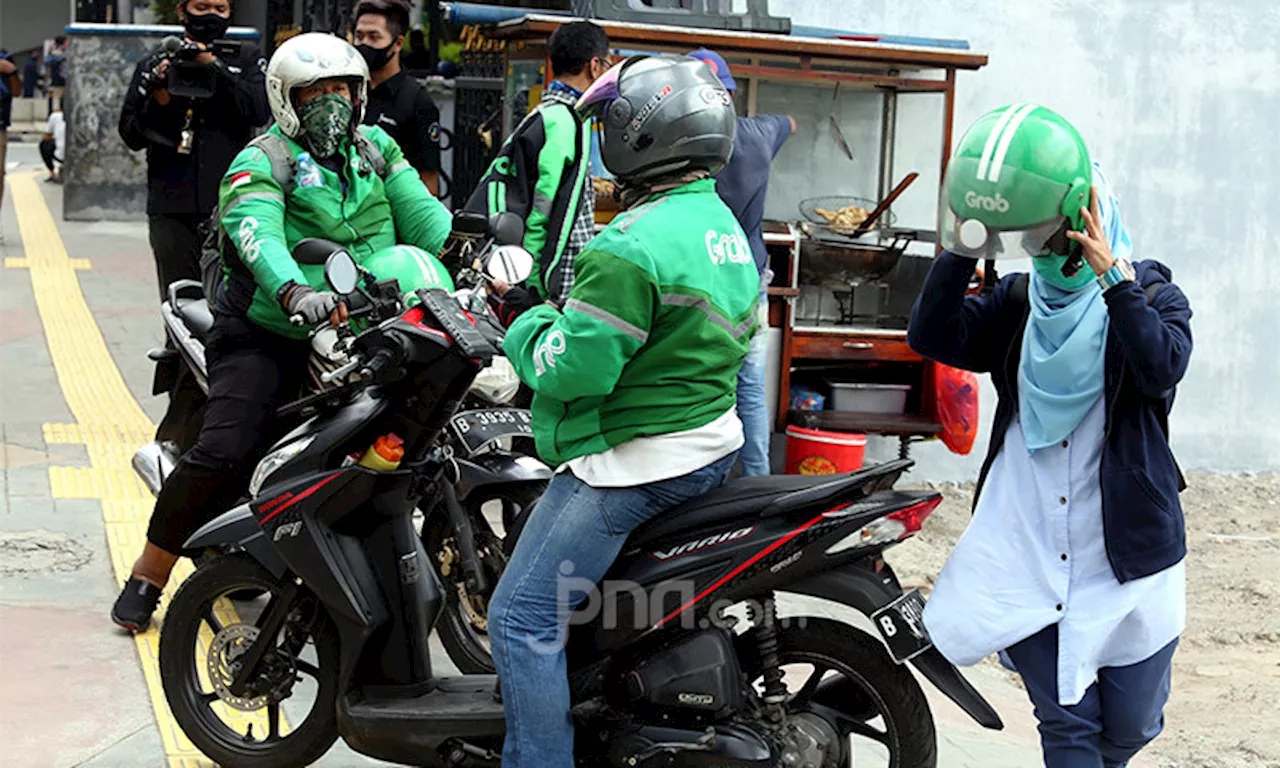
top-left (4, 256), bottom-right (90, 269)
top-left (8, 171), bottom-right (289, 766)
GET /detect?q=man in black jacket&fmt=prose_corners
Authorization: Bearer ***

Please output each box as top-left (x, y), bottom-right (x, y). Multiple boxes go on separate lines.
top-left (354, 0), bottom-right (441, 195)
top-left (119, 0), bottom-right (270, 452)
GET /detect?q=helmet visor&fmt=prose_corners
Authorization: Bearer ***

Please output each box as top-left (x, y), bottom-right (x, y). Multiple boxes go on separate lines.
top-left (940, 206), bottom-right (1072, 261)
top-left (939, 155), bottom-right (1075, 261)
top-left (576, 58), bottom-right (633, 118)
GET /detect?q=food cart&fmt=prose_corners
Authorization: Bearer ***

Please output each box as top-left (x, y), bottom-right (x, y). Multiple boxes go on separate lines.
top-left (483, 13), bottom-right (988, 460)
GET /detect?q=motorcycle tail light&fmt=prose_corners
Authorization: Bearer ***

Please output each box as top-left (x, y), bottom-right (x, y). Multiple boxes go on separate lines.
top-left (825, 496), bottom-right (943, 556)
top-left (885, 496), bottom-right (942, 536)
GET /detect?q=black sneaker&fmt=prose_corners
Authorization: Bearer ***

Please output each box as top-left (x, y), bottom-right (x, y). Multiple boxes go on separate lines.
top-left (111, 577), bottom-right (163, 632)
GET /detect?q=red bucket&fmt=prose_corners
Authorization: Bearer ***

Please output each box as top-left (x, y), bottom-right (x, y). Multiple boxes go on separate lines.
top-left (784, 426), bottom-right (867, 475)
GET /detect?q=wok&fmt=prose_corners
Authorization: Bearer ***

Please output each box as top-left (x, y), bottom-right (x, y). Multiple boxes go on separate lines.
top-left (797, 222), bottom-right (915, 285)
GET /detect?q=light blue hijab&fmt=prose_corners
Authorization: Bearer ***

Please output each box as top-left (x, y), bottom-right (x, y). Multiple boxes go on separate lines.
top-left (1018, 163), bottom-right (1133, 451)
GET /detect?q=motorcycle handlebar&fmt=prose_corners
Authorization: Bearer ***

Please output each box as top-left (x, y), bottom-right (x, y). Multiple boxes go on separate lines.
top-left (360, 348), bottom-right (396, 382)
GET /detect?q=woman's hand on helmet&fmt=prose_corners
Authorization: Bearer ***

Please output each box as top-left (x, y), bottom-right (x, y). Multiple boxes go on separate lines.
top-left (1066, 186), bottom-right (1116, 276)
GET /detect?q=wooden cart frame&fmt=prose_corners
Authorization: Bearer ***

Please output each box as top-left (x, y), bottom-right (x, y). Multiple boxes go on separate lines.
top-left (488, 14), bottom-right (988, 445)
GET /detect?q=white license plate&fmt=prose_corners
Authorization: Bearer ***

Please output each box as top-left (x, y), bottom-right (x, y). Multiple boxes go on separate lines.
top-left (870, 588), bottom-right (933, 664)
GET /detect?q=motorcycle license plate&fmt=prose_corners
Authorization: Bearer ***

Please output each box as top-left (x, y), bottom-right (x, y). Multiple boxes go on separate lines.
top-left (450, 409), bottom-right (533, 454)
top-left (870, 588), bottom-right (933, 664)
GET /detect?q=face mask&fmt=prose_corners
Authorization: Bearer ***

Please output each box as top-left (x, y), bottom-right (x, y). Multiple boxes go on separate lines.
top-left (1032, 253), bottom-right (1095, 292)
top-left (299, 93), bottom-right (353, 159)
top-left (356, 43), bottom-right (395, 73)
top-left (184, 11), bottom-right (232, 44)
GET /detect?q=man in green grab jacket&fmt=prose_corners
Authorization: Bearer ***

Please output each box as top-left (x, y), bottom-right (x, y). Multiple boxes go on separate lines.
top-left (111, 32), bottom-right (452, 632)
top-left (485, 55), bottom-right (758, 767)
top-left (465, 21), bottom-right (609, 307)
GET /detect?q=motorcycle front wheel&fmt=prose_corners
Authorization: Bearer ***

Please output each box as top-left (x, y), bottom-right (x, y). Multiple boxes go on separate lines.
top-left (424, 482), bottom-right (545, 674)
top-left (159, 554), bottom-right (340, 768)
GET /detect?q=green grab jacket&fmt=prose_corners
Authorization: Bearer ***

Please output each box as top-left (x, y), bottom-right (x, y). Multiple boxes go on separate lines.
top-left (464, 97), bottom-right (589, 306)
top-left (217, 123), bottom-right (452, 339)
top-left (503, 178), bottom-right (760, 467)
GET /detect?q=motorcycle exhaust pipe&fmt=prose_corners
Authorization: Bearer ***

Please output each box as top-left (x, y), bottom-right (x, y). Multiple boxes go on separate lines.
top-left (132, 441), bottom-right (180, 497)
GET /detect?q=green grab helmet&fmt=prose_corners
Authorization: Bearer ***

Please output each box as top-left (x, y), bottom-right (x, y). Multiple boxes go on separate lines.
top-left (362, 244), bottom-right (456, 298)
top-left (940, 104), bottom-right (1095, 291)
top-left (307, 244), bottom-right (456, 391)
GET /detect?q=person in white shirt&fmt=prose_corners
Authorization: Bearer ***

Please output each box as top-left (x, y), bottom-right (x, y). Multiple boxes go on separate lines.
top-left (40, 106), bottom-right (65, 183)
top-left (908, 105), bottom-right (1193, 768)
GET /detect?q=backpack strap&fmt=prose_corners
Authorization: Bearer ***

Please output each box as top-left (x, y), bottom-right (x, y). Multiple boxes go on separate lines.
top-left (247, 132), bottom-right (297, 189)
top-left (1012, 272), bottom-right (1030, 306)
top-left (353, 130), bottom-right (389, 179)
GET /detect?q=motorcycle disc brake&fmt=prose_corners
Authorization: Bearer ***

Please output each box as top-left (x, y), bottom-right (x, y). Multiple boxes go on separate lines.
top-left (207, 624), bottom-right (295, 712)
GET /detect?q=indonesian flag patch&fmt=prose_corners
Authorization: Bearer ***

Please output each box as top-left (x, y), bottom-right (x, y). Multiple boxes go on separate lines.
top-left (229, 171), bottom-right (253, 191)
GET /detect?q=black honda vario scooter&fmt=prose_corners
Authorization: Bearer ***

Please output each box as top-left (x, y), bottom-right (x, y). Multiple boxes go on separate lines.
top-left (157, 239), bottom-right (1002, 768)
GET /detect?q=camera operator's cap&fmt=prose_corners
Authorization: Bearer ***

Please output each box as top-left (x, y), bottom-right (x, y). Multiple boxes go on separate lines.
top-left (687, 48), bottom-right (736, 92)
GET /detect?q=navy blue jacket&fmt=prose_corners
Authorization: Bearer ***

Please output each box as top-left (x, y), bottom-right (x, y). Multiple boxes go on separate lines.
top-left (908, 253), bottom-right (1193, 583)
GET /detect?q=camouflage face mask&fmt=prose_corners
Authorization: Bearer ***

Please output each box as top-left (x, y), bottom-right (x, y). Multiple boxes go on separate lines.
top-left (299, 93), bottom-right (353, 159)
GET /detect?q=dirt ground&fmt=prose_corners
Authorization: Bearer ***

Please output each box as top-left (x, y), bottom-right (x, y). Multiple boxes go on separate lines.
top-left (887, 473), bottom-right (1280, 768)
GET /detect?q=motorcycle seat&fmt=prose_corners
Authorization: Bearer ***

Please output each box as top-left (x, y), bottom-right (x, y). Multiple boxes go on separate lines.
top-left (174, 297), bottom-right (214, 343)
top-left (627, 459), bottom-right (912, 549)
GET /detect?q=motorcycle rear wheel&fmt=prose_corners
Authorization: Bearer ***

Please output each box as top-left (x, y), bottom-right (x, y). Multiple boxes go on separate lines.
top-left (737, 617), bottom-right (937, 768)
top-left (159, 554), bottom-right (340, 768)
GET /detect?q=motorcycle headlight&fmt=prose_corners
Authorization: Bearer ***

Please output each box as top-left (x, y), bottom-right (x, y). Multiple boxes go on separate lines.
top-left (248, 436), bottom-right (317, 498)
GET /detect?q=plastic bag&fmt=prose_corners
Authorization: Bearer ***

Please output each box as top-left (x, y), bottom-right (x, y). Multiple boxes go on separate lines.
top-left (935, 362), bottom-right (979, 455)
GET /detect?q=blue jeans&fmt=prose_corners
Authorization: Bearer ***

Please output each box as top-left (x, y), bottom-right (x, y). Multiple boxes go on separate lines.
top-left (735, 319), bottom-right (771, 477)
top-left (1004, 624), bottom-right (1178, 768)
top-left (487, 453), bottom-right (736, 768)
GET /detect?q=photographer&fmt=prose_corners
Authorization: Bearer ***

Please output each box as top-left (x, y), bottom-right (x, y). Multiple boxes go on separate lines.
top-left (118, 0), bottom-right (270, 452)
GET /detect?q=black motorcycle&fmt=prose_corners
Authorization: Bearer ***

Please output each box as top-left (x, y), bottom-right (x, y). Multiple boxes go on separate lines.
top-left (133, 212), bottom-right (550, 673)
top-left (156, 243), bottom-right (1002, 767)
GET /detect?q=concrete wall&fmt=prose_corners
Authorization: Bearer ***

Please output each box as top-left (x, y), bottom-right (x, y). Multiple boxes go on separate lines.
top-left (61, 24), bottom-right (262, 221)
top-left (62, 28), bottom-right (156, 221)
top-left (769, 0), bottom-right (1279, 477)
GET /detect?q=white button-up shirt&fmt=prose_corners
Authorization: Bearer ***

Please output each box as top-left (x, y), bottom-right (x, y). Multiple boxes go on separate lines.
top-left (923, 398), bottom-right (1185, 705)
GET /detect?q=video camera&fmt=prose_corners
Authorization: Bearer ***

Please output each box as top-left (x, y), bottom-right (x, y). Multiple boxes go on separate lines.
top-left (140, 35), bottom-right (242, 100)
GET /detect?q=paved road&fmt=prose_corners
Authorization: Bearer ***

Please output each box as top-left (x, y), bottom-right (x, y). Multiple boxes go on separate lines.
top-left (0, 145), bottom-right (1069, 767)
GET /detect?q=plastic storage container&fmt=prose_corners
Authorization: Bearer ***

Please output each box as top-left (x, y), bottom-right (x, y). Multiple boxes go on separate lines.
top-left (784, 426), bottom-right (867, 475)
top-left (827, 382), bottom-right (911, 414)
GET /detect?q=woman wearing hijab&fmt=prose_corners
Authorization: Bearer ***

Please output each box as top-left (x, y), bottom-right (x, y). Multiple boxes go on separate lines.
top-left (908, 104), bottom-right (1193, 767)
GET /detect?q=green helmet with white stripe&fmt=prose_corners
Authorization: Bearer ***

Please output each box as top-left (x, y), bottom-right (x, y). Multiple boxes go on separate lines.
top-left (362, 244), bottom-right (455, 301)
top-left (940, 104), bottom-right (1094, 290)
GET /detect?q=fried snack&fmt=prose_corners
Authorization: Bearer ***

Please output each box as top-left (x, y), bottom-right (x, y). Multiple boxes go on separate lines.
top-left (814, 204), bottom-right (871, 232)
top-left (592, 177), bottom-right (617, 197)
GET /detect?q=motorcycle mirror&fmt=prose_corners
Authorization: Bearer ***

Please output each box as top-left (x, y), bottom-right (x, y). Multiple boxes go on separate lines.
top-left (451, 209), bottom-right (489, 237)
top-left (324, 251), bottom-right (360, 295)
top-left (484, 246), bottom-right (535, 286)
top-left (489, 211), bottom-right (526, 247)
top-left (292, 237), bottom-right (347, 266)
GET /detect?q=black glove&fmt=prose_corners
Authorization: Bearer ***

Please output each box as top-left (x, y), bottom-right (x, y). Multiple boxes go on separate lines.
top-left (487, 286), bottom-right (542, 328)
top-left (282, 283), bottom-right (342, 325)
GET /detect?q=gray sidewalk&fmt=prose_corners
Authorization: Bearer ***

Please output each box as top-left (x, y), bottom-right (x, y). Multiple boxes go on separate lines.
top-left (0, 146), bottom-right (1064, 767)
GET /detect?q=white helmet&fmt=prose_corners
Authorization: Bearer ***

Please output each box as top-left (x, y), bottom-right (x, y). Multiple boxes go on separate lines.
top-left (266, 33), bottom-right (370, 139)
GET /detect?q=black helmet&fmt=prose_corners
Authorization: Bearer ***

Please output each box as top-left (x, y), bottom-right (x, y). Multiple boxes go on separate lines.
top-left (577, 55), bottom-right (736, 184)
